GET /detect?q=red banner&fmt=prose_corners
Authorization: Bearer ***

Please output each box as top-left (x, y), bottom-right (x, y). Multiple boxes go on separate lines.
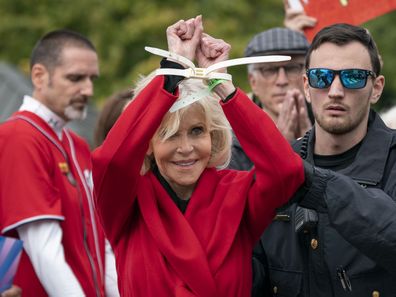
top-left (301, 0), bottom-right (396, 41)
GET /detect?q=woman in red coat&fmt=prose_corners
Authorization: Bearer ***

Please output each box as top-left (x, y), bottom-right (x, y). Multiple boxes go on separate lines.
top-left (92, 16), bottom-right (304, 297)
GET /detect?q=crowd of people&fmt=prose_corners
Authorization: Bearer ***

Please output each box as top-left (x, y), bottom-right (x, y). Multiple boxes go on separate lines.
top-left (1, 3), bottom-right (395, 297)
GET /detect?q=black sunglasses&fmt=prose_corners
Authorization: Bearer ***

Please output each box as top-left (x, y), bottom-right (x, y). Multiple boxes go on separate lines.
top-left (306, 68), bottom-right (376, 89)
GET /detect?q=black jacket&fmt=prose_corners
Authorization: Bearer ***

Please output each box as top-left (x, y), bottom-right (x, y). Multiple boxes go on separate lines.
top-left (253, 110), bottom-right (396, 297)
top-left (229, 133), bottom-right (254, 171)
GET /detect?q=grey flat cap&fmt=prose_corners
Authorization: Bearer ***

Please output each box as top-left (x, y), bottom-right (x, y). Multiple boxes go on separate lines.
top-left (244, 27), bottom-right (309, 57)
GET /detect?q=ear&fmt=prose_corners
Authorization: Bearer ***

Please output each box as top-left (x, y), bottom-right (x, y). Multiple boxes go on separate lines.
top-left (141, 141), bottom-right (154, 176)
top-left (370, 75), bottom-right (385, 105)
top-left (31, 64), bottom-right (49, 90)
top-left (303, 74), bottom-right (311, 104)
top-left (248, 72), bottom-right (259, 94)
top-left (146, 141), bottom-right (153, 156)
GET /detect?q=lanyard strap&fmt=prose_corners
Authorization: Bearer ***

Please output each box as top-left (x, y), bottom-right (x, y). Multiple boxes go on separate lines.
top-left (10, 115), bottom-right (68, 159)
top-left (10, 115), bottom-right (104, 282)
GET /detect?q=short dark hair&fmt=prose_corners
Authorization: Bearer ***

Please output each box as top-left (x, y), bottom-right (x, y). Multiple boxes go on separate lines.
top-left (30, 29), bottom-right (96, 71)
top-left (305, 23), bottom-right (381, 76)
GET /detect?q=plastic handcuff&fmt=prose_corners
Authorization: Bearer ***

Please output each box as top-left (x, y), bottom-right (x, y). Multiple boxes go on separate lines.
top-left (145, 46), bottom-right (291, 111)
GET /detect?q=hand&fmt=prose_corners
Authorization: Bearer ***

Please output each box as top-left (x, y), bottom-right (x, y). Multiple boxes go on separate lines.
top-left (196, 33), bottom-right (235, 100)
top-left (196, 33), bottom-right (231, 70)
top-left (294, 89), bottom-right (312, 137)
top-left (166, 15), bottom-right (203, 61)
top-left (277, 89), bottom-right (312, 141)
top-left (283, 0), bottom-right (316, 33)
top-left (277, 91), bottom-right (299, 141)
top-left (1, 285), bottom-right (22, 297)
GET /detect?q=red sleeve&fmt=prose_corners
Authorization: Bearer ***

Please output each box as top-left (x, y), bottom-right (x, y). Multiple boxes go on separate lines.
top-left (0, 124), bottom-right (63, 234)
top-left (221, 89), bottom-right (305, 240)
top-left (92, 76), bottom-right (178, 244)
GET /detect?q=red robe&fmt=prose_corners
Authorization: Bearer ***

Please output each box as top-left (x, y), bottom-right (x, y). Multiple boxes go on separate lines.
top-left (0, 111), bottom-right (105, 296)
top-left (92, 76), bottom-right (304, 297)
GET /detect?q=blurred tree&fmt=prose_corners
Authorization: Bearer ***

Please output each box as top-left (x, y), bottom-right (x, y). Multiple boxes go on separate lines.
top-left (0, 0), bottom-right (394, 110)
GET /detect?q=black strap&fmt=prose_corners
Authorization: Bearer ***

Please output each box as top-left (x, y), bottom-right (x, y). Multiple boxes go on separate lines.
top-left (299, 130), bottom-right (311, 159)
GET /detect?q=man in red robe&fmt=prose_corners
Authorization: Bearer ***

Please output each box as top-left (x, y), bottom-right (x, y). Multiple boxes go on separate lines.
top-left (0, 29), bottom-right (118, 296)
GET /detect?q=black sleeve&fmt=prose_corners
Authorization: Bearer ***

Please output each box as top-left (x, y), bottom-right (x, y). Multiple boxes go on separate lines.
top-left (297, 161), bottom-right (329, 212)
top-left (299, 161), bottom-right (396, 274)
top-left (160, 58), bottom-right (185, 93)
top-left (227, 133), bottom-right (254, 171)
top-left (251, 241), bottom-right (273, 297)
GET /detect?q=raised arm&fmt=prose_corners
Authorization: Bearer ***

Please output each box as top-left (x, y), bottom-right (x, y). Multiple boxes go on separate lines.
top-left (222, 91), bottom-right (304, 239)
top-left (197, 33), bottom-right (305, 240)
top-left (92, 76), bottom-right (175, 243)
top-left (92, 16), bottom-right (203, 244)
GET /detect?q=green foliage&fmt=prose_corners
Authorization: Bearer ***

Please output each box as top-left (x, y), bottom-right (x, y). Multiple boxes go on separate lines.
top-left (0, 0), bottom-right (395, 110)
top-left (364, 11), bottom-right (396, 110)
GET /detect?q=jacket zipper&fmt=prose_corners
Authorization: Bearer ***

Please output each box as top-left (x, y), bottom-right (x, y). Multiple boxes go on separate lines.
top-left (353, 179), bottom-right (378, 188)
top-left (336, 266), bottom-right (352, 292)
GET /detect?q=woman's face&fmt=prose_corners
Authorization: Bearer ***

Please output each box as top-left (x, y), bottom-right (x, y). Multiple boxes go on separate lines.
top-left (150, 106), bottom-right (212, 198)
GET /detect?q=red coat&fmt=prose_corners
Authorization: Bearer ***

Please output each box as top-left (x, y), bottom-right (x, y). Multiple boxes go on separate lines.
top-left (0, 111), bottom-right (105, 297)
top-left (92, 76), bottom-right (304, 297)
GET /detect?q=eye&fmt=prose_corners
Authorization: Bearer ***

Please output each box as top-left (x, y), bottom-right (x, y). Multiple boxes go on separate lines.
top-left (285, 64), bottom-right (303, 74)
top-left (261, 67), bottom-right (278, 75)
top-left (191, 126), bottom-right (205, 136)
top-left (67, 75), bottom-right (84, 82)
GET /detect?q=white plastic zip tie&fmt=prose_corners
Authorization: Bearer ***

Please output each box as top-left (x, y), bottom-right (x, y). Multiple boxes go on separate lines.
top-left (145, 46), bottom-right (290, 81)
top-left (144, 46), bottom-right (291, 111)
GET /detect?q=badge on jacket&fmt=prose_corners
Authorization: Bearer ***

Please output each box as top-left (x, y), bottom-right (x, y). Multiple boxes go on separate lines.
top-left (58, 162), bottom-right (77, 186)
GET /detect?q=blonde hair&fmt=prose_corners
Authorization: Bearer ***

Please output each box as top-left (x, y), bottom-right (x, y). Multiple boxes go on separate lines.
top-left (132, 73), bottom-right (232, 174)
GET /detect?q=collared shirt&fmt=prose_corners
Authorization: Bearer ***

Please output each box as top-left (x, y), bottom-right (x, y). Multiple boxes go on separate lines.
top-left (19, 95), bottom-right (66, 140)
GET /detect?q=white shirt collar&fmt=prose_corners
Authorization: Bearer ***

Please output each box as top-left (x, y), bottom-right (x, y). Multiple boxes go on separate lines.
top-left (19, 95), bottom-right (66, 140)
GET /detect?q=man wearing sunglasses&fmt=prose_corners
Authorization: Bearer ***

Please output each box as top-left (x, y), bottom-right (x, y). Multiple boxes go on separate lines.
top-left (254, 23), bottom-right (396, 296)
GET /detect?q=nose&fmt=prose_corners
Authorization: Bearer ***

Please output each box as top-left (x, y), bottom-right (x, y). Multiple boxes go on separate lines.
top-left (176, 135), bottom-right (193, 154)
top-left (275, 67), bottom-right (289, 86)
top-left (328, 75), bottom-right (344, 99)
top-left (80, 78), bottom-right (94, 97)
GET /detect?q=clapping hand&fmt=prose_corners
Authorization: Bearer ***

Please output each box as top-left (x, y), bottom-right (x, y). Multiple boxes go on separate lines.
top-left (277, 89), bottom-right (312, 141)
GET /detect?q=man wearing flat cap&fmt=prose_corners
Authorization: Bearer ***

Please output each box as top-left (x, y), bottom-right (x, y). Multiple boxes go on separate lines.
top-left (229, 28), bottom-right (313, 170)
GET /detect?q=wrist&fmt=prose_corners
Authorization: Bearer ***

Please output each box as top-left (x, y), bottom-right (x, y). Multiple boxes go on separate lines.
top-left (160, 58), bottom-right (185, 93)
top-left (211, 80), bottom-right (236, 101)
top-left (160, 58), bottom-right (185, 70)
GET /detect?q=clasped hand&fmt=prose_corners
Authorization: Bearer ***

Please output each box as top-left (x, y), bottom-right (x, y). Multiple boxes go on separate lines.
top-left (277, 89), bottom-right (312, 141)
top-left (166, 15), bottom-right (231, 72)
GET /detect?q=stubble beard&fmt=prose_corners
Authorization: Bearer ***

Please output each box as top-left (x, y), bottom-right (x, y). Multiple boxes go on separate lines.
top-left (64, 105), bottom-right (88, 121)
top-left (314, 103), bottom-right (370, 135)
